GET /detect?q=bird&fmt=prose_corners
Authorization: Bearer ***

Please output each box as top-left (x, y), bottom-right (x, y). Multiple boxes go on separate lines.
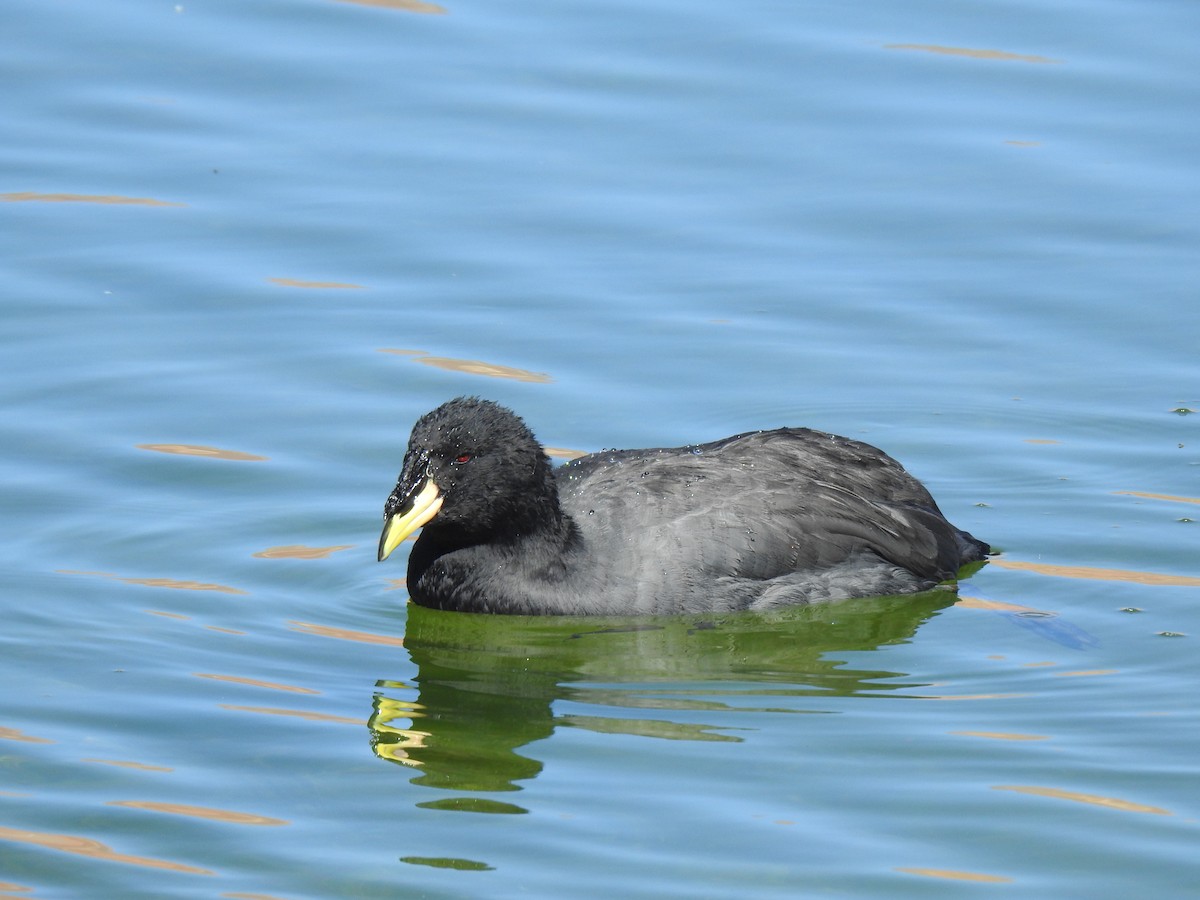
top-left (378, 397), bottom-right (989, 615)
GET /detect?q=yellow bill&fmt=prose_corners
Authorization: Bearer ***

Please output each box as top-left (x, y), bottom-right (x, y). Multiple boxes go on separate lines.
top-left (378, 479), bottom-right (444, 561)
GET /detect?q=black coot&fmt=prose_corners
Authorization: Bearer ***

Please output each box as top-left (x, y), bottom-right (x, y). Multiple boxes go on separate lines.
top-left (379, 397), bottom-right (988, 615)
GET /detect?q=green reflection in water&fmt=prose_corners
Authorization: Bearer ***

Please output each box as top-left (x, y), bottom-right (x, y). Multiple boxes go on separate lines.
top-left (370, 590), bottom-right (956, 795)
top-left (400, 855), bottom-right (494, 871)
top-left (416, 797), bottom-right (528, 814)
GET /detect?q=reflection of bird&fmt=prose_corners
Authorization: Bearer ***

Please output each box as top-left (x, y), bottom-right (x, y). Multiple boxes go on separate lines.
top-left (957, 596), bottom-right (1100, 650)
top-left (379, 397), bottom-right (989, 615)
top-left (377, 593), bottom-right (956, 793)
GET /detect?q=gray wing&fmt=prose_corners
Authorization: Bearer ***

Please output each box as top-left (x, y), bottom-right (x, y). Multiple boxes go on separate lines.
top-left (555, 428), bottom-right (968, 591)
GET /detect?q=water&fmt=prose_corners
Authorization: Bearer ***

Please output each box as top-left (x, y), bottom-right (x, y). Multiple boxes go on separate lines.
top-left (3, 0), bottom-right (1199, 895)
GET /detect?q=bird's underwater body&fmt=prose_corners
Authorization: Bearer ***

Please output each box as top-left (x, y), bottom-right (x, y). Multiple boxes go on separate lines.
top-left (379, 397), bottom-right (989, 615)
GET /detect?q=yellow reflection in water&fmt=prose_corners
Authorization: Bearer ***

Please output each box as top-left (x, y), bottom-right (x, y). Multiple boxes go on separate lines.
top-left (372, 696), bottom-right (431, 768)
top-left (922, 693), bottom-right (1029, 702)
top-left (220, 705), bottom-right (364, 725)
top-left (950, 731), bottom-right (1048, 742)
top-left (253, 544), bottom-right (354, 559)
top-left (990, 559), bottom-right (1200, 586)
top-left (415, 356), bottom-right (552, 382)
top-left (0, 880), bottom-right (34, 893)
top-left (82, 759), bottom-right (174, 773)
top-left (334, 0), bottom-right (447, 12)
top-left (195, 673), bottom-right (320, 694)
top-left (378, 348), bottom-right (553, 383)
top-left (896, 868), bottom-right (1013, 883)
top-left (956, 596), bottom-right (1040, 613)
top-left (993, 785), bottom-right (1172, 815)
top-left (545, 446), bottom-right (588, 460)
top-left (288, 620), bottom-right (405, 646)
top-left (0, 727), bottom-right (53, 745)
top-left (267, 277), bottom-right (366, 289)
top-left (108, 801), bottom-right (287, 826)
top-left (374, 739), bottom-right (427, 767)
top-left (0, 825), bottom-right (212, 875)
top-left (136, 443), bottom-right (268, 461)
top-left (58, 569), bottom-right (247, 595)
top-left (1114, 490), bottom-right (1200, 505)
top-left (884, 44), bottom-right (1063, 64)
top-left (0, 192), bottom-right (186, 207)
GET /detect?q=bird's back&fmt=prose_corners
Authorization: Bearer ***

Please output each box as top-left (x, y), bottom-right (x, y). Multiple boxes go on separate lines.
top-left (553, 427), bottom-right (986, 612)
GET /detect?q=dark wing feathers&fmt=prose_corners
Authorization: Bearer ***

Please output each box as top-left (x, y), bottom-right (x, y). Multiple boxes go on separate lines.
top-left (557, 428), bottom-right (966, 587)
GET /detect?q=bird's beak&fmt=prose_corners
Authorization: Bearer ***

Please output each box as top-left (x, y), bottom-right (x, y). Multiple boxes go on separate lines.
top-left (378, 478), bottom-right (443, 561)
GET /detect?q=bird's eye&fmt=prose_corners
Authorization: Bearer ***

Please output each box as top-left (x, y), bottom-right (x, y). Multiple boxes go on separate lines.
top-left (453, 453), bottom-right (473, 465)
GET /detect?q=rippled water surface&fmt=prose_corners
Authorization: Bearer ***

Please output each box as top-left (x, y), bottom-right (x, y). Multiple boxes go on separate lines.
top-left (3, 0), bottom-right (1199, 896)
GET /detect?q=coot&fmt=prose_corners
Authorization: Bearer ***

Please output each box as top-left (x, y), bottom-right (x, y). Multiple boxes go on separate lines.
top-left (379, 397), bottom-right (988, 614)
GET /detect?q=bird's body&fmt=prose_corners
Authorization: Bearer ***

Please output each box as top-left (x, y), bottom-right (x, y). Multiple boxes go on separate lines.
top-left (379, 398), bottom-right (988, 615)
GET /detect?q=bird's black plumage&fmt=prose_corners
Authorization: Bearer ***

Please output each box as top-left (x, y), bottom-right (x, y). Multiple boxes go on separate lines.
top-left (378, 397), bottom-right (989, 615)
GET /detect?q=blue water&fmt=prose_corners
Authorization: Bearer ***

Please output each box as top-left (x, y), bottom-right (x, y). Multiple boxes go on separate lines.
top-left (3, 0), bottom-right (1199, 896)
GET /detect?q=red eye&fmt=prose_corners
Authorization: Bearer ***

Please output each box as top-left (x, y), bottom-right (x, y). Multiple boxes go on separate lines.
top-left (453, 454), bottom-right (472, 464)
